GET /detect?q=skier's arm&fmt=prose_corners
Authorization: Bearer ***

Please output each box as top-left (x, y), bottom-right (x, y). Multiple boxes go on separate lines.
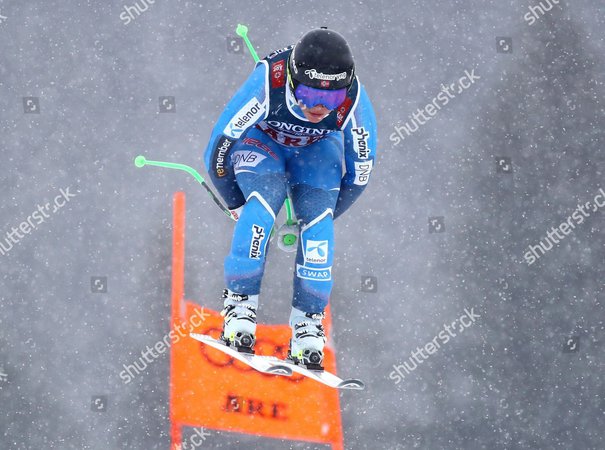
top-left (333, 85), bottom-right (377, 219)
top-left (203, 62), bottom-right (269, 209)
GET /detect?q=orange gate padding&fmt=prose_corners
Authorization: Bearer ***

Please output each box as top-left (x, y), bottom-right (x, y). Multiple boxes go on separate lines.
top-left (169, 192), bottom-right (344, 450)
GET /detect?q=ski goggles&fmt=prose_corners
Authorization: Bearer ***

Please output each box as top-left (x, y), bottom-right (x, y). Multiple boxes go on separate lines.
top-left (294, 84), bottom-right (347, 110)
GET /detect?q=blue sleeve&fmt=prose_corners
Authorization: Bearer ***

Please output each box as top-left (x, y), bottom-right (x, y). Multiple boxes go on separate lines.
top-left (333, 84), bottom-right (377, 219)
top-left (203, 62), bottom-right (269, 209)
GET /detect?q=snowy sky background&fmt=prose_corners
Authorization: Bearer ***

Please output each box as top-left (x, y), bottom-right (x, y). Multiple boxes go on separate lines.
top-left (0, 0), bottom-right (603, 449)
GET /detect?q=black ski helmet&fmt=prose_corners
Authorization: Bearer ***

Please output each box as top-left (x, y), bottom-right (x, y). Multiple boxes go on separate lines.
top-left (288, 27), bottom-right (355, 91)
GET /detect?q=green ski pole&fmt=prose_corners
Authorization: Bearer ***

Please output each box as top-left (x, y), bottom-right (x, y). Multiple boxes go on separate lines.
top-left (134, 155), bottom-right (234, 220)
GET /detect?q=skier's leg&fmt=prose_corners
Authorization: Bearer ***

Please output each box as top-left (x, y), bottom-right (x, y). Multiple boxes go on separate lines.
top-left (221, 129), bottom-right (287, 349)
top-left (286, 133), bottom-right (343, 366)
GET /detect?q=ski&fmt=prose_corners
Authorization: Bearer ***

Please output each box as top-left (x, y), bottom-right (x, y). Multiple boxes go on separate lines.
top-left (279, 358), bottom-right (365, 390)
top-left (190, 333), bottom-right (292, 376)
top-left (190, 333), bottom-right (365, 390)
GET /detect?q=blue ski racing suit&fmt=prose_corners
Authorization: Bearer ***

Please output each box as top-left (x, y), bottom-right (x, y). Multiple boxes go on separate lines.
top-left (203, 46), bottom-right (377, 315)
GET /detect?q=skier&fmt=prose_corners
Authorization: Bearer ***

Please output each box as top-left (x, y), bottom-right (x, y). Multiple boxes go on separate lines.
top-left (203, 27), bottom-right (377, 368)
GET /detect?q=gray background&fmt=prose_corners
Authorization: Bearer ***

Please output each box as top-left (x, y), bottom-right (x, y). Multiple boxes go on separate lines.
top-left (1, 0), bottom-right (603, 449)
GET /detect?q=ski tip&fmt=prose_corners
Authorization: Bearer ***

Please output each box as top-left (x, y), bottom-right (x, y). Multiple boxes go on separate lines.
top-left (338, 379), bottom-right (365, 390)
top-left (265, 365), bottom-right (293, 376)
top-left (189, 333), bottom-right (219, 344)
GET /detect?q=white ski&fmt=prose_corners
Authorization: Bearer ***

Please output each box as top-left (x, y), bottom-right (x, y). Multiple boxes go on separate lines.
top-left (190, 333), bottom-right (365, 390)
top-left (190, 333), bottom-right (292, 376)
top-left (278, 358), bottom-right (365, 390)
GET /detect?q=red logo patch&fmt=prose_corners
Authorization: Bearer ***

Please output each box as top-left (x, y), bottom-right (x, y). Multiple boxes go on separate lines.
top-left (271, 60), bottom-right (285, 88)
top-left (320, 80), bottom-right (330, 88)
top-left (242, 137), bottom-right (279, 160)
top-left (336, 97), bottom-right (353, 128)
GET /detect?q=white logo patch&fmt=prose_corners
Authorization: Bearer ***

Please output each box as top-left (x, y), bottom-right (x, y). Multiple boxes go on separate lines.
top-left (353, 160), bottom-right (373, 186)
top-left (223, 98), bottom-right (264, 139)
top-left (351, 127), bottom-right (370, 159)
top-left (304, 240), bottom-right (328, 264)
top-left (249, 224), bottom-right (265, 259)
top-left (233, 151), bottom-right (266, 172)
top-left (266, 121), bottom-right (329, 136)
top-left (296, 264), bottom-right (332, 281)
top-left (304, 69), bottom-right (347, 81)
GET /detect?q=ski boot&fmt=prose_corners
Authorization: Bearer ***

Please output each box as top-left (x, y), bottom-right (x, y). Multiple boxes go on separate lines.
top-left (219, 289), bottom-right (258, 354)
top-left (287, 307), bottom-right (326, 370)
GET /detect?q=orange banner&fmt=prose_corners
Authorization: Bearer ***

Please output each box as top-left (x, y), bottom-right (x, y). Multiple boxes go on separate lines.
top-left (169, 192), bottom-right (344, 449)
top-left (171, 304), bottom-right (343, 447)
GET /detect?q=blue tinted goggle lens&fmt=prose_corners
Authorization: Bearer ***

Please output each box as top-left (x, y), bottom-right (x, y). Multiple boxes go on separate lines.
top-left (294, 84), bottom-right (347, 110)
